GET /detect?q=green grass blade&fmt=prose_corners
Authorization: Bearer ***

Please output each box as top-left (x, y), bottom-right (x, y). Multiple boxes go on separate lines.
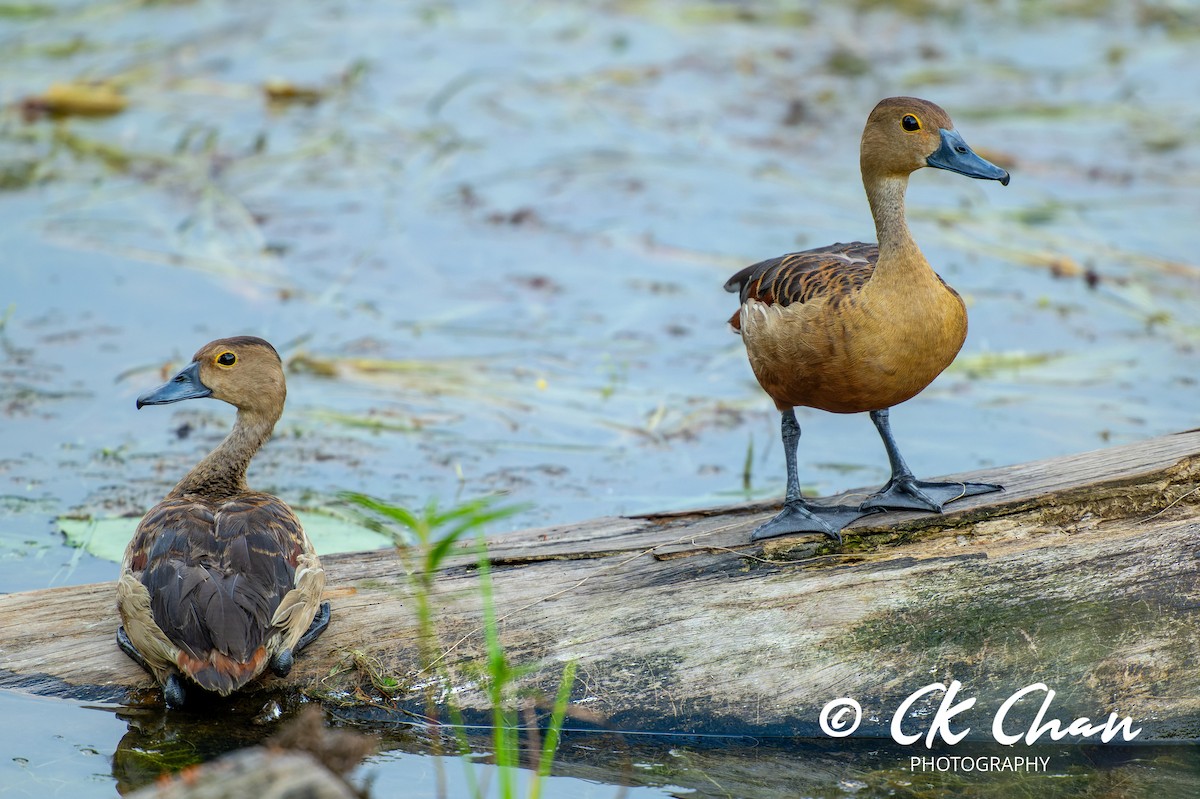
top-left (472, 531), bottom-right (518, 797)
top-left (530, 659), bottom-right (577, 798)
top-left (340, 491), bottom-right (422, 532)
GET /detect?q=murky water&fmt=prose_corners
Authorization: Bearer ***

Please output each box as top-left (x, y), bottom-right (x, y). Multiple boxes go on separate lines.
top-left (2, 0), bottom-right (1198, 795)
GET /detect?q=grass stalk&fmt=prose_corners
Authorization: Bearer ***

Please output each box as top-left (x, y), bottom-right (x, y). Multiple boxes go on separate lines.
top-left (344, 492), bottom-right (577, 799)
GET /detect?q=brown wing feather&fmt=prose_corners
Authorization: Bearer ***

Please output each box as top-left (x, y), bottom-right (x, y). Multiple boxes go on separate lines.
top-left (723, 242), bottom-right (878, 330)
top-left (132, 494), bottom-right (304, 693)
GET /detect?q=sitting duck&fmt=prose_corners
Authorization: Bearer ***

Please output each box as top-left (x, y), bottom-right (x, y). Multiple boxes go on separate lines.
top-left (117, 336), bottom-right (330, 707)
top-left (725, 97), bottom-right (1010, 542)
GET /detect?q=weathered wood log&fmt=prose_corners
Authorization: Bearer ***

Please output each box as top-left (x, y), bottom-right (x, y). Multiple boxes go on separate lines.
top-left (2, 431), bottom-right (1199, 741)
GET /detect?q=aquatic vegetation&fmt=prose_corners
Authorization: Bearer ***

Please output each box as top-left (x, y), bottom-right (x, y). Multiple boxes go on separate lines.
top-left (343, 493), bottom-right (577, 799)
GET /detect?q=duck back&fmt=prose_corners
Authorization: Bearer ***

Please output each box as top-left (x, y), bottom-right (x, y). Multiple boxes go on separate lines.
top-left (125, 492), bottom-right (310, 694)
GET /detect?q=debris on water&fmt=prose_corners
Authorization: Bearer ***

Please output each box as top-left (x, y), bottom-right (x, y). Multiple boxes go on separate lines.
top-left (263, 79), bottom-right (324, 106)
top-left (487, 207), bottom-right (540, 226)
top-left (252, 701), bottom-right (283, 726)
top-left (948, 350), bottom-right (1061, 380)
top-left (20, 81), bottom-right (128, 119)
top-left (781, 97), bottom-right (809, 126)
top-left (1047, 255), bottom-right (1084, 279)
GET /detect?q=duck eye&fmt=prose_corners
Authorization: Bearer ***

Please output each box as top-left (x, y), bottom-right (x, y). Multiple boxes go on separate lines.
top-left (902, 114), bottom-right (921, 132)
top-left (215, 351), bottom-right (237, 367)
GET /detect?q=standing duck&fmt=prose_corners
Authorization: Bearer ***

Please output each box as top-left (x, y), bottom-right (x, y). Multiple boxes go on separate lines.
top-left (117, 336), bottom-right (330, 707)
top-left (726, 97), bottom-right (1010, 542)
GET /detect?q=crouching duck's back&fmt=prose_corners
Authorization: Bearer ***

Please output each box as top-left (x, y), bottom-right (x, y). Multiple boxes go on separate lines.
top-left (117, 336), bottom-right (330, 707)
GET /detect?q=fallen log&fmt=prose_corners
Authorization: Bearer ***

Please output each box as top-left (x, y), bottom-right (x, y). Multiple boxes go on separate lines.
top-left (2, 431), bottom-right (1199, 741)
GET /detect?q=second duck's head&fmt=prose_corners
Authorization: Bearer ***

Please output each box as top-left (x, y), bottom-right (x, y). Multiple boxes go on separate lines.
top-left (137, 336), bottom-right (286, 417)
top-left (861, 97), bottom-right (1010, 187)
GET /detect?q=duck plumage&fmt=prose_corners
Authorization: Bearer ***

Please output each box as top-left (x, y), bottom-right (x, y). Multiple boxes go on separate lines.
top-left (117, 336), bottom-right (328, 706)
top-left (726, 97), bottom-right (1009, 542)
top-left (726, 239), bottom-right (968, 414)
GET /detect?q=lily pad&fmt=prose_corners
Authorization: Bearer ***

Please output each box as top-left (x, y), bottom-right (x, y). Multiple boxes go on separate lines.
top-left (59, 509), bottom-right (392, 564)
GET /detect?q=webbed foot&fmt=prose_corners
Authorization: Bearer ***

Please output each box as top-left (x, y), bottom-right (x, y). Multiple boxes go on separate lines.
top-left (116, 626), bottom-right (152, 674)
top-left (751, 501), bottom-right (880, 543)
top-left (163, 673), bottom-right (187, 709)
top-left (295, 601), bottom-right (331, 654)
top-left (119, 626), bottom-right (189, 708)
top-left (860, 476), bottom-right (1002, 513)
top-left (270, 649), bottom-right (294, 678)
top-left (269, 602), bottom-right (332, 677)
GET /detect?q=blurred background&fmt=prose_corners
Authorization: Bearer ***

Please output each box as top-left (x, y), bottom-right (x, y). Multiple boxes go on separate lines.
top-left (1, 0), bottom-right (1198, 796)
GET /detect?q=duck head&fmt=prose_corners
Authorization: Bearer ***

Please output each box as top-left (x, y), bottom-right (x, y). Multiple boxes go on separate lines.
top-left (137, 336), bottom-right (286, 416)
top-left (860, 97), bottom-right (1010, 186)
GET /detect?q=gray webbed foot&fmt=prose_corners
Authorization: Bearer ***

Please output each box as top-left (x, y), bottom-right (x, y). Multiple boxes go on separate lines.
top-left (270, 602), bottom-right (332, 677)
top-left (270, 649), bottom-right (294, 678)
top-left (751, 501), bottom-right (880, 543)
top-left (119, 626), bottom-right (189, 708)
top-left (294, 601), bottom-right (331, 655)
top-left (861, 476), bottom-right (1002, 513)
top-left (163, 673), bottom-right (187, 709)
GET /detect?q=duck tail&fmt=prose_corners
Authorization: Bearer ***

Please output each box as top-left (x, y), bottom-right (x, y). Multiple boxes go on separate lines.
top-left (176, 647), bottom-right (268, 695)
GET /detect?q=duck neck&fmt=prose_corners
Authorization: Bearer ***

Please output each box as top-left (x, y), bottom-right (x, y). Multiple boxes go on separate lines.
top-left (864, 173), bottom-right (928, 276)
top-left (171, 408), bottom-right (278, 499)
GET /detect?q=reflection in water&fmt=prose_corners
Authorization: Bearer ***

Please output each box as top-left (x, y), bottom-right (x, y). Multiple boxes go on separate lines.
top-left (0, 687), bottom-right (1192, 798)
top-left (112, 697), bottom-right (284, 794)
top-left (112, 704), bottom-right (1200, 799)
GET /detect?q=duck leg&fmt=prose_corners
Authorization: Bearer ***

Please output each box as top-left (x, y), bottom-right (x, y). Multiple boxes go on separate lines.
top-left (269, 601), bottom-right (331, 678)
top-left (117, 626), bottom-right (188, 708)
top-left (860, 409), bottom-right (1002, 513)
top-left (752, 409), bottom-right (880, 542)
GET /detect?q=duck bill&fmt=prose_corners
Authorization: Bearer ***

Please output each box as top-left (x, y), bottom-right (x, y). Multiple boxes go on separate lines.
top-left (926, 128), bottom-right (1010, 186)
top-left (136, 361), bottom-right (212, 408)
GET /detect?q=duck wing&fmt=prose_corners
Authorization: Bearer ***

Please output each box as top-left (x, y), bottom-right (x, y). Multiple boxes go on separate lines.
top-left (133, 495), bottom-right (305, 693)
top-left (723, 241), bottom-right (877, 330)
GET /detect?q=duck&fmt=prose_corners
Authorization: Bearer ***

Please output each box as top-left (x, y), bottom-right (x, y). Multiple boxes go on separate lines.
top-left (725, 97), bottom-right (1010, 542)
top-left (116, 336), bottom-right (330, 707)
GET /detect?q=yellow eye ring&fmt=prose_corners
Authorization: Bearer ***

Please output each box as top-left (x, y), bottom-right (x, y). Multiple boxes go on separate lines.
top-left (215, 351), bottom-right (237, 367)
top-left (902, 114), bottom-right (921, 132)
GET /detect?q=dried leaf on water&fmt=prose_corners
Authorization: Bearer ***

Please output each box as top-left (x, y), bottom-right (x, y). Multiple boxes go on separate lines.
top-left (263, 79), bottom-right (325, 106)
top-left (22, 81), bottom-right (128, 118)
